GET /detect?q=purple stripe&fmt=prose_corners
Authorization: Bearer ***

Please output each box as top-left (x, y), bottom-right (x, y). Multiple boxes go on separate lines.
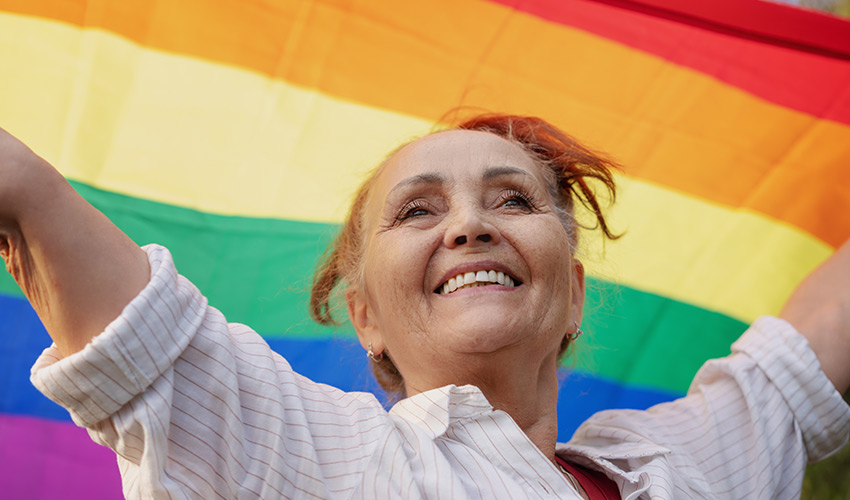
top-left (0, 415), bottom-right (122, 499)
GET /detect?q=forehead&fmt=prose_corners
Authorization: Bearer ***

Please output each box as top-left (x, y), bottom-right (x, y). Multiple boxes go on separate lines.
top-left (372, 129), bottom-right (545, 200)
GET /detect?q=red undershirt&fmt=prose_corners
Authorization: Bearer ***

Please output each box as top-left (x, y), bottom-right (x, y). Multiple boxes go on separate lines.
top-left (555, 456), bottom-right (621, 500)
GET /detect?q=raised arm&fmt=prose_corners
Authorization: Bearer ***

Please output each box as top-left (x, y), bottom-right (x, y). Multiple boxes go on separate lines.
top-left (0, 128), bottom-right (149, 356)
top-left (568, 247), bottom-right (850, 498)
top-left (780, 238), bottom-right (850, 394)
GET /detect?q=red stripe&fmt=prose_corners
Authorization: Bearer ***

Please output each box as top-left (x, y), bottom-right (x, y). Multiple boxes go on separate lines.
top-left (585, 0), bottom-right (850, 58)
top-left (489, 0), bottom-right (850, 125)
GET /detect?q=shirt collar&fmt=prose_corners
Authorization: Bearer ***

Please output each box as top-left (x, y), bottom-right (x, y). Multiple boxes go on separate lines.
top-left (389, 384), bottom-right (494, 439)
top-left (557, 429), bottom-right (671, 488)
top-left (391, 385), bottom-right (671, 464)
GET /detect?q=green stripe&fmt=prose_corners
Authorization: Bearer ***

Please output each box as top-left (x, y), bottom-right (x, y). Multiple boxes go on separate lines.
top-left (0, 181), bottom-right (749, 394)
top-left (0, 181), bottom-right (339, 337)
top-left (578, 280), bottom-right (748, 392)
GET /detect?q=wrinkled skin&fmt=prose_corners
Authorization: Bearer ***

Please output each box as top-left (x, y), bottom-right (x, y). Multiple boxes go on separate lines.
top-left (346, 130), bottom-right (585, 460)
top-left (347, 130), bottom-right (584, 396)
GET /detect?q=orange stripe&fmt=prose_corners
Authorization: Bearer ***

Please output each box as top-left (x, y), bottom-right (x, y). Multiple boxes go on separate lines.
top-left (3, 0), bottom-right (849, 247)
top-left (9, 1), bottom-right (850, 123)
top-left (2, 0), bottom-right (315, 75)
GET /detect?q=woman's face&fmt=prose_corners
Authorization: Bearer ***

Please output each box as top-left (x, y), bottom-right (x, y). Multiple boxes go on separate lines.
top-left (347, 130), bottom-right (584, 393)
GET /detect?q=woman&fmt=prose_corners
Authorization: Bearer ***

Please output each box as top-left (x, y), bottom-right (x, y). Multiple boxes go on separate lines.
top-left (1, 114), bottom-right (848, 499)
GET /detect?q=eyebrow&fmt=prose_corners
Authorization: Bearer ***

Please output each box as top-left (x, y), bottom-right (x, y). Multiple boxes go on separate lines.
top-left (482, 165), bottom-right (535, 181)
top-left (389, 172), bottom-right (446, 194)
top-left (388, 166), bottom-right (533, 195)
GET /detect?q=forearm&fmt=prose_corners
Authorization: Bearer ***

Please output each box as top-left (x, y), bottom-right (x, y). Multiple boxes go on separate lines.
top-left (780, 238), bottom-right (850, 395)
top-left (781, 306), bottom-right (850, 395)
top-left (0, 130), bottom-right (149, 356)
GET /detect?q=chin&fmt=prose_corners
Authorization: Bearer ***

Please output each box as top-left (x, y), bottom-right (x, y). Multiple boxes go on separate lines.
top-left (443, 320), bottom-right (528, 355)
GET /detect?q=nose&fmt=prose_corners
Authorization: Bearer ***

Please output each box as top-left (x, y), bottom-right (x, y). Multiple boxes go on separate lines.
top-left (443, 206), bottom-right (501, 249)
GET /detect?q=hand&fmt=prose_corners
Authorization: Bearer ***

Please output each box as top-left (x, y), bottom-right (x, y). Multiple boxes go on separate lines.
top-left (780, 238), bottom-right (850, 393)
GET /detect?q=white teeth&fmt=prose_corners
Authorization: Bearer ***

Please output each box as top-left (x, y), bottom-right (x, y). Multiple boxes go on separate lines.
top-left (439, 269), bottom-right (519, 294)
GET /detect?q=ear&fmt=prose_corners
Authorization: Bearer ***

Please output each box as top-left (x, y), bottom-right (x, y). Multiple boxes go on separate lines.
top-left (571, 259), bottom-right (585, 325)
top-left (346, 286), bottom-right (385, 354)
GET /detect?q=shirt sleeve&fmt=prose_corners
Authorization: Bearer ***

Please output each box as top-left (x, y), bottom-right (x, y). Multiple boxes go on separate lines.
top-left (30, 244), bottom-right (388, 500)
top-left (569, 316), bottom-right (850, 500)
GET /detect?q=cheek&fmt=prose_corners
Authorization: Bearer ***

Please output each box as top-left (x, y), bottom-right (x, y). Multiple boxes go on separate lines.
top-left (521, 221), bottom-right (576, 305)
top-left (524, 220), bottom-right (573, 272)
top-left (539, 249), bottom-right (575, 307)
top-left (363, 233), bottom-right (433, 323)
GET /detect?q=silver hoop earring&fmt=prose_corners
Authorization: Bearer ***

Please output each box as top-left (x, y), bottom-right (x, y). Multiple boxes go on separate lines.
top-left (366, 342), bottom-right (384, 362)
top-left (567, 321), bottom-right (583, 341)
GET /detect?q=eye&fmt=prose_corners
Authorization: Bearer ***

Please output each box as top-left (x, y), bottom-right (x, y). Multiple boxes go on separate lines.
top-left (497, 189), bottom-right (536, 211)
top-left (395, 199), bottom-right (431, 222)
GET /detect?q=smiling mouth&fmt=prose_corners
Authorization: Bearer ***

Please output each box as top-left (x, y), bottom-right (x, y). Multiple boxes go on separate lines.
top-left (435, 270), bottom-right (522, 295)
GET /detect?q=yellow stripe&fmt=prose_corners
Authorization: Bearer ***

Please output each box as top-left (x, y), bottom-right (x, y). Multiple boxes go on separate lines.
top-left (0, 12), bottom-right (831, 322)
top-left (0, 13), bottom-right (430, 223)
top-left (582, 177), bottom-right (831, 322)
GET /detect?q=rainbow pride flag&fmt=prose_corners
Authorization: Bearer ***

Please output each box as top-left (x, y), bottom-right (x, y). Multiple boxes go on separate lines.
top-left (1, 0), bottom-right (848, 497)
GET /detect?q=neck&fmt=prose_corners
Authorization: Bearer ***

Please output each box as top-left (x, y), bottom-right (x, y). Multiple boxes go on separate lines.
top-left (405, 348), bottom-right (562, 461)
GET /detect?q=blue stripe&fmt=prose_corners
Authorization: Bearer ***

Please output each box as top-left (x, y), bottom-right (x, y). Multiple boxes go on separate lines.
top-left (0, 292), bottom-right (682, 439)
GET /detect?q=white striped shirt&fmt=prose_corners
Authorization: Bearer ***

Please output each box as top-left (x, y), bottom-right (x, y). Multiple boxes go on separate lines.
top-left (31, 245), bottom-right (849, 499)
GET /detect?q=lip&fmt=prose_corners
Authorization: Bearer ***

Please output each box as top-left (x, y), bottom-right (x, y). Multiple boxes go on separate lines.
top-left (433, 260), bottom-right (522, 294)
